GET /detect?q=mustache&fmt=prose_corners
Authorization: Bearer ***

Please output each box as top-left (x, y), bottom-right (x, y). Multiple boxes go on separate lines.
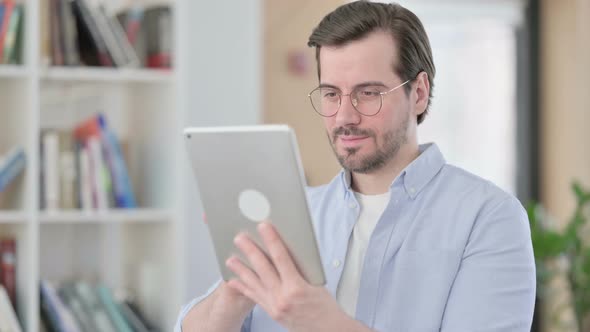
top-left (332, 126), bottom-right (374, 138)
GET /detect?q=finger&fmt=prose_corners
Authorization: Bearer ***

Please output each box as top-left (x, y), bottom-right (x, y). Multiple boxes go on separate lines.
top-left (227, 278), bottom-right (259, 303)
top-left (226, 255), bottom-right (264, 295)
top-left (234, 234), bottom-right (281, 288)
top-left (257, 223), bottom-right (302, 282)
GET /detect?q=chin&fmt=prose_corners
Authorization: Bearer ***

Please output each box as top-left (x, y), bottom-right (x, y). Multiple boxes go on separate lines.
top-left (338, 146), bottom-right (394, 174)
top-left (338, 151), bottom-right (367, 170)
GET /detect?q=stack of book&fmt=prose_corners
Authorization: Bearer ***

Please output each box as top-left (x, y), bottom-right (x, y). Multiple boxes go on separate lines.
top-left (0, 0), bottom-right (24, 65)
top-left (0, 237), bottom-right (22, 332)
top-left (40, 114), bottom-right (136, 211)
top-left (40, 280), bottom-right (158, 332)
top-left (45, 0), bottom-right (172, 69)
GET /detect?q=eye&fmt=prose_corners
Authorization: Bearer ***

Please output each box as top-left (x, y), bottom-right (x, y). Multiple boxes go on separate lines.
top-left (320, 89), bottom-right (340, 100)
top-left (357, 88), bottom-right (381, 99)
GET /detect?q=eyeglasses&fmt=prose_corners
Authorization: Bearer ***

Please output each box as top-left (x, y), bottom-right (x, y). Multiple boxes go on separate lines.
top-left (308, 79), bottom-right (411, 117)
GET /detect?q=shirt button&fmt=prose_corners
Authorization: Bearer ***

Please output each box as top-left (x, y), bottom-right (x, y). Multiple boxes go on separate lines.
top-left (348, 202), bottom-right (357, 209)
top-left (332, 259), bottom-right (341, 268)
top-left (409, 187), bottom-right (416, 194)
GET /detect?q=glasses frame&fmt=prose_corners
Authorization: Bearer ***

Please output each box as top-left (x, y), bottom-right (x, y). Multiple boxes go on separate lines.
top-left (308, 79), bottom-right (411, 117)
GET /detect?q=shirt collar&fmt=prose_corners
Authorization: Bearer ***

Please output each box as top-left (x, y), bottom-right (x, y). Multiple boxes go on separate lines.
top-left (339, 143), bottom-right (446, 199)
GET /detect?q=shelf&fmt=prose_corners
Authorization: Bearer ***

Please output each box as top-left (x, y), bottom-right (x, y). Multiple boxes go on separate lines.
top-left (40, 67), bottom-right (175, 84)
top-left (0, 65), bottom-right (30, 79)
top-left (39, 208), bottom-right (174, 224)
top-left (0, 211), bottom-right (28, 224)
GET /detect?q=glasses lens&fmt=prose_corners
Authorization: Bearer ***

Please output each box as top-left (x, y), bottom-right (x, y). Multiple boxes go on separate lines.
top-left (310, 88), bottom-right (340, 116)
top-left (352, 87), bottom-right (383, 116)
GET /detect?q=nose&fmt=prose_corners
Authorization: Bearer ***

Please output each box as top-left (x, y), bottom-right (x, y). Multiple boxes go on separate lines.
top-left (334, 94), bottom-right (361, 127)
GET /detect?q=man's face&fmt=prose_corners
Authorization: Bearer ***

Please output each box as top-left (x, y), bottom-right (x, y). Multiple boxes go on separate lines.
top-left (318, 31), bottom-right (417, 174)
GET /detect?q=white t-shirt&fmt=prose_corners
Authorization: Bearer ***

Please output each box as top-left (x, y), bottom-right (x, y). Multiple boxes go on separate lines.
top-left (336, 191), bottom-right (391, 317)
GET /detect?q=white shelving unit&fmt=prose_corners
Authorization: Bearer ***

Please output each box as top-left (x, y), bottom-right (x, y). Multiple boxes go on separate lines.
top-left (0, 0), bottom-right (186, 331)
top-left (38, 209), bottom-right (174, 224)
top-left (0, 211), bottom-right (29, 224)
top-left (40, 67), bottom-right (175, 83)
top-left (0, 65), bottom-right (31, 78)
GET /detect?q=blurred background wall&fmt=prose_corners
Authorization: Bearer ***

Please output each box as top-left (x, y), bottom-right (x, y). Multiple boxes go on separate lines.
top-left (263, 0), bottom-right (342, 186)
top-left (181, 0), bottom-right (262, 305)
top-left (540, 0), bottom-right (590, 224)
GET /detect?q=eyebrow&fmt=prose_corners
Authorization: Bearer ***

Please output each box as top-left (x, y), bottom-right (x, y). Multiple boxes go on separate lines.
top-left (317, 81), bottom-right (389, 90)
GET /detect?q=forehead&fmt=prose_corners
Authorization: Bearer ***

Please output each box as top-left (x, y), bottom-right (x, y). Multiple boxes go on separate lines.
top-left (318, 30), bottom-right (399, 86)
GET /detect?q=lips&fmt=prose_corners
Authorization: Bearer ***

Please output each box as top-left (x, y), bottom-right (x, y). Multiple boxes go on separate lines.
top-left (339, 135), bottom-right (369, 147)
top-left (340, 136), bottom-right (368, 141)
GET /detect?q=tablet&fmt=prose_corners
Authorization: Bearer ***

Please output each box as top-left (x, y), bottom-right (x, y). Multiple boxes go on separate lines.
top-left (183, 125), bottom-right (326, 286)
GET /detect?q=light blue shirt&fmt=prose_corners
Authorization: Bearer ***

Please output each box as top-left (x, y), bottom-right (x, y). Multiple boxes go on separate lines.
top-left (175, 143), bottom-right (536, 331)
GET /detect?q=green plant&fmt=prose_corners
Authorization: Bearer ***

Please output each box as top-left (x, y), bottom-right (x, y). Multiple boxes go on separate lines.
top-left (528, 182), bottom-right (590, 330)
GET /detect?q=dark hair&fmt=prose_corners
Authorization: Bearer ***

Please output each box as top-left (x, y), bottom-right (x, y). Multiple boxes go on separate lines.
top-left (308, 1), bottom-right (435, 124)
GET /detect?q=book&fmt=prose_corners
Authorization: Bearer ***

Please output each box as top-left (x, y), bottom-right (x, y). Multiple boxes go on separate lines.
top-left (39, 133), bottom-right (46, 209)
top-left (46, 0), bottom-right (141, 68)
top-left (42, 131), bottom-right (60, 210)
top-left (58, 0), bottom-right (80, 66)
top-left (97, 285), bottom-right (133, 332)
top-left (97, 114), bottom-right (136, 208)
top-left (144, 6), bottom-right (171, 69)
top-left (58, 131), bottom-right (77, 209)
top-left (117, 6), bottom-right (146, 66)
top-left (0, 147), bottom-right (26, 193)
top-left (40, 293), bottom-right (59, 332)
top-left (72, 0), bottom-right (113, 66)
top-left (48, 281), bottom-right (158, 332)
top-left (0, 285), bottom-right (21, 332)
top-left (2, 3), bottom-right (23, 64)
top-left (58, 283), bottom-right (96, 332)
top-left (41, 129), bottom-right (86, 210)
top-left (78, 144), bottom-right (93, 211)
top-left (74, 114), bottom-right (136, 208)
top-left (105, 8), bottom-right (140, 67)
top-left (49, 0), bottom-right (64, 66)
top-left (118, 301), bottom-right (149, 332)
top-left (86, 136), bottom-right (109, 210)
top-left (41, 0), bottom-right (52, 65)
top-left (73, 282), bottom-right (117, 332)
top-left (0, 238), bottom-right (16, 309)
top-left (11, 2), bottom-right (22, 64)
top-left (90, 4), bottom-right (128, 67)
top-left (0, 0), bottom-right (15, 61)
top-left (0, 5), bottom-right (5, 46)
top-left (40, 280), bottom-right (81, 332)
top-left (74, 116), bottom-right (108, 210)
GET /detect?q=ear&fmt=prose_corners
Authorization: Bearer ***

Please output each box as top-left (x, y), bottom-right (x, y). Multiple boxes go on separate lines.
top-left (413, 71), bottom-right (430, 116)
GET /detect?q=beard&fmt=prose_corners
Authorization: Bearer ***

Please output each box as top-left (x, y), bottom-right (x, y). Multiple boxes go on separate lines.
top-left (329, 111), bottom-right (409, 174)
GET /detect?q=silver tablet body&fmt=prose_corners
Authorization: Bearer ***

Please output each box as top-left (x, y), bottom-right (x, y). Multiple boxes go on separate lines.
top-left (183, 125), bottom-right (326, 285)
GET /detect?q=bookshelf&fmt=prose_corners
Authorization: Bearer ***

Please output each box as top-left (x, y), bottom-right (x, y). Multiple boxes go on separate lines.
top-left (0, 0), bottom-right (185, 331)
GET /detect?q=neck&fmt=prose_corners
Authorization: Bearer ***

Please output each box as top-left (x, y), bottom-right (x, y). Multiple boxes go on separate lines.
top-left (350, 143), bottom-right (420, 195)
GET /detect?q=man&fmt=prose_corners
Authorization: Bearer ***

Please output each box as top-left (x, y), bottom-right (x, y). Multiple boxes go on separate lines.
top-left (177, 1), bottom-right (536, 331)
